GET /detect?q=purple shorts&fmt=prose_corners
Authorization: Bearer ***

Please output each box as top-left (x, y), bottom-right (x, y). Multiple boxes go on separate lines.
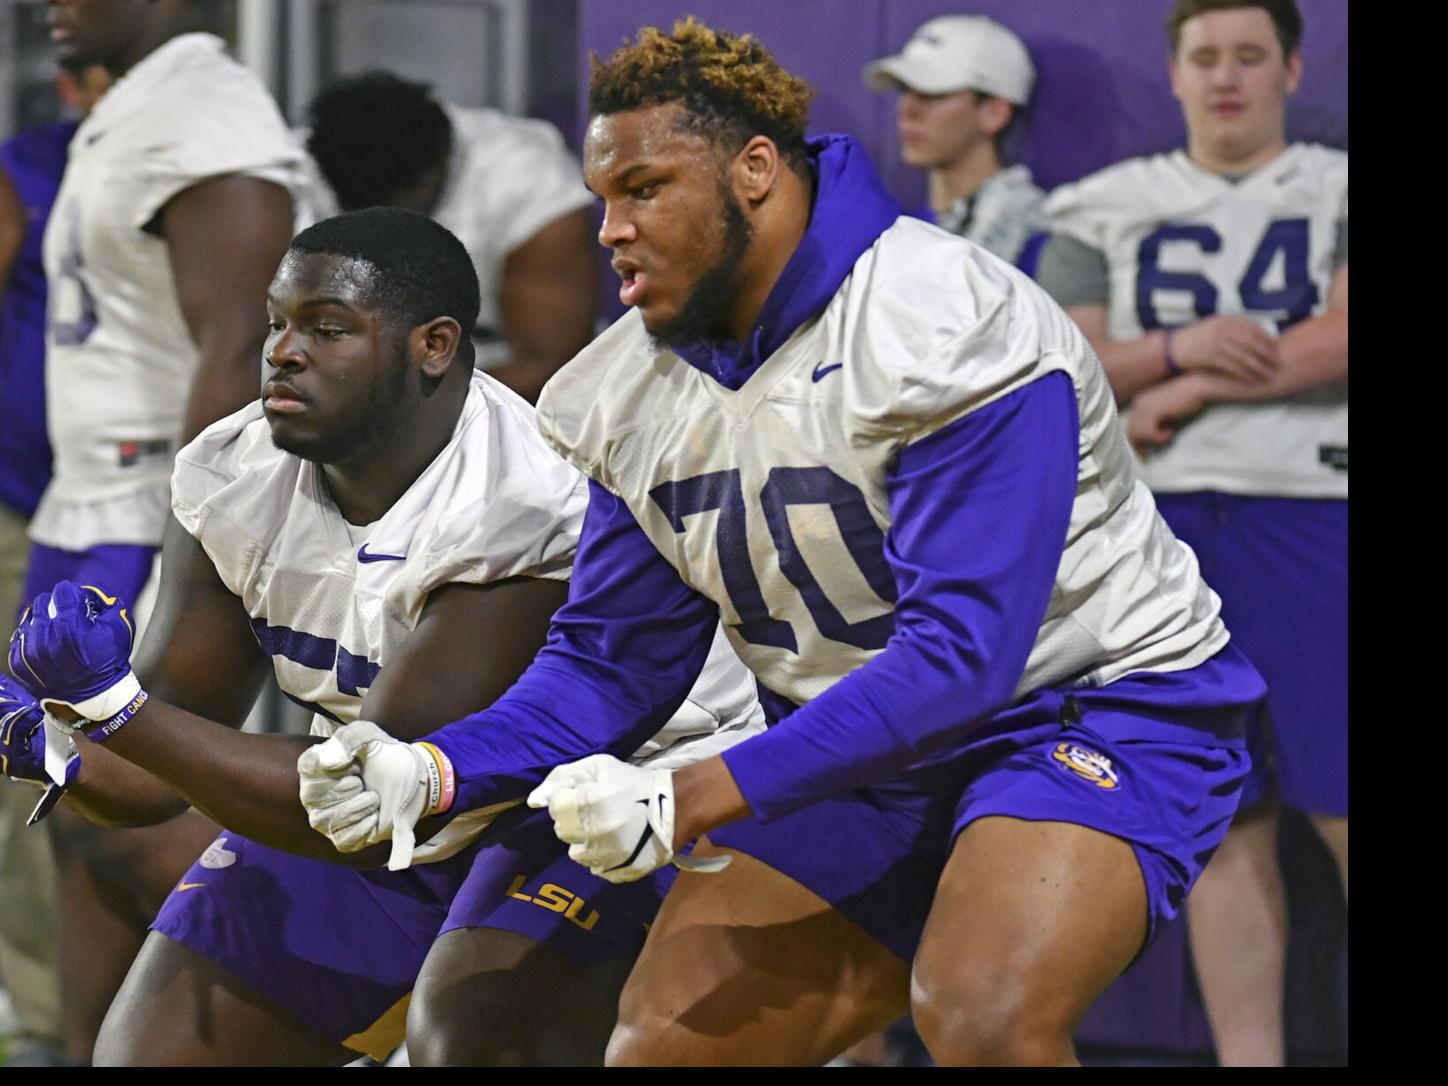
top-left (151, 805), bottom-right (673, 1059)
top-left (1156, 493), bottom-right (1348, 816)
top-left (19, 541), bottom-right (158, 624)
top-left (711, 648), bottom-right (1261, 963)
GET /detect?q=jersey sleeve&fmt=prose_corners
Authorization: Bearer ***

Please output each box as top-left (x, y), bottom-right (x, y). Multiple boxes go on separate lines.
top-left (1033, 233), bottom-right (1110, 309)
top-left (721, 371), bottom-right (1079, 820)
top-left (459, 112), bottom-right (593, 256)
top-left (423, 482), bottom-right (723, 810)
top-left (128, 75), bottom-right (304, 231)
top-left (845, 228), bottom-right (1087, 449)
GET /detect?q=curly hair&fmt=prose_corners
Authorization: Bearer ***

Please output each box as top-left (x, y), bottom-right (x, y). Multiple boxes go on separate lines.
top-left (306, 71), bottom-right (453, 211)
top-left (589, 18), bottom-right (814, 167)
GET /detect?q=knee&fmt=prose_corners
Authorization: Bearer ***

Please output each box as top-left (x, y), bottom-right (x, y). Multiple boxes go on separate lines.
top-left (406, 982), bottom-right (529, 1067)
top-left (911, 966), bottom-right (1073, 1067)
top-left (92, 1005), bottom-right (140, 1067)
top-left (605, 992), bottom-right (692, 1066)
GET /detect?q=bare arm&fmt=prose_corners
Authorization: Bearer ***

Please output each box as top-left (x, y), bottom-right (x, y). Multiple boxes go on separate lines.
top-left (1126, 265), bottom-right (1348, 450)
top-left (158, 175), bottom-right (294, 442)
top-left (0, 163), bottom-right (24, 290)
top-left (1067, 302), bottom-right (1281, 407)
top-left (84, 517), bottom-right (568, 860)
top-left (480, 207), bottom-right (597, 404)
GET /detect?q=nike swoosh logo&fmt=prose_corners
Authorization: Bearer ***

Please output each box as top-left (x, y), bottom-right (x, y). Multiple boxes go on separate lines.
top-left (811, 361), bottom-right (843, 382)
top-left (357, 544), bottom-right (406, 564)
top-left (175, 881), bottom-right (206, 892)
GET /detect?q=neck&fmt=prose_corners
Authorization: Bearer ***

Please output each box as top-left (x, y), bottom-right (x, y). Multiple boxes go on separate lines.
top-left (322, 372), bottom-right (470, 526)
top-left (1186, 131), bottom-right (1288, 177)
top-left (722, 167), bottom-right (813, 342)
top-left (927, 141), bottom-right (1004, 215)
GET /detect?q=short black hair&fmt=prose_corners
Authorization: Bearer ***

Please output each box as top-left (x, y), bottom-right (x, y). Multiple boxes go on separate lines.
top-left (306, 71), bottom-right (453, 210)
top-left (288, 208), bottom-right (480, 345)
top-left (1167, 0), bottom-right (1303, 57)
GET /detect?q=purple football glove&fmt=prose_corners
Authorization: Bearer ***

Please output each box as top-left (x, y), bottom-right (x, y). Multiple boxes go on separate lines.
top-left (9, 581), bottom-right (146, 740)
top-left (0, 672), bottom-right (79, 791)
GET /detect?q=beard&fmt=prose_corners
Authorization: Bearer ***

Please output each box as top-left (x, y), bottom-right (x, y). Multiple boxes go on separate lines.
top-left (647, 177), bottom-right (754, 350)
top-left (270, 349), bottom-right (411, 466)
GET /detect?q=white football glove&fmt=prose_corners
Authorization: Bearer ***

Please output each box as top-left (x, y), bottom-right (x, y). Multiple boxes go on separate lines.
top-left (296, 721), bottom-right (454, 871)
top-left (527, 754), bottom-right (731, 884)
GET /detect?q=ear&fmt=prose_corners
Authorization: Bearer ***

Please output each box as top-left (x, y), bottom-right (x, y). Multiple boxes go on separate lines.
top-left (731, 135), bottom-right (784, 206)
top-left (1284, 48), bottom-right (1304, 94)
top-left (978, 96), bottom-right (1015, 141)
top-left (414, 316), bottom-right (463, 378)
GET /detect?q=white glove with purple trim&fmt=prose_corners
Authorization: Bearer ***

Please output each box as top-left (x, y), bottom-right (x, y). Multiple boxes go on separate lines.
top-left (527, 754), bottom-right (730, 884)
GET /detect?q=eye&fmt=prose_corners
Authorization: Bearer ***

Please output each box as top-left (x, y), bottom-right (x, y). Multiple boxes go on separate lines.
top-left (315, 325), bottom-right (345, 339)
top-left (267, 318), bottom-right (285, 334)
top-left (632, 180), bottom-right (662, 201)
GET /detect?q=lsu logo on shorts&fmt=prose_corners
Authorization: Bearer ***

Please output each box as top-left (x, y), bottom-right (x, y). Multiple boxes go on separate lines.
top-left (1051, 743), bottom-right (1121, 790)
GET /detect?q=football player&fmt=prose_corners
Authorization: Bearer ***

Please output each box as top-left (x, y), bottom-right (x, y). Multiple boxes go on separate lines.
top-left (298, 20), bottom-right (1268, 1066)
top-left (1036, 0), bottom-right (1346, 1064)
top-left (3, 208), bottom-right (761, 1066)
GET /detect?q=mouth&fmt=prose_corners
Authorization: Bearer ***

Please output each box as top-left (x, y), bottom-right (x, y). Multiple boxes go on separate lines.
top-left (262, 382), bottom-right (309, 414)
top-left (1208, 101), bottom-right (1245, 117)
top-left (612, 257), bottom-right (649, 308)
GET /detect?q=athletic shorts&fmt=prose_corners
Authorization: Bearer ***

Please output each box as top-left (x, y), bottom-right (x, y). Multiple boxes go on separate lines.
top-left (711, 647), bottom-right (1262, 964)
top-left (19, 541), bottom-right (159, 625)
top-left (1155, 492), bottom-right (1347, 816)
top-left (151, 805), bottom-right (674, 1060)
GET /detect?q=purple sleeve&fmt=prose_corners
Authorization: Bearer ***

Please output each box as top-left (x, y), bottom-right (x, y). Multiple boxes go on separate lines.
top-left (426, 482), bottom-right (720, 810)
top-left (720, 372), bottom-right (1079, 821)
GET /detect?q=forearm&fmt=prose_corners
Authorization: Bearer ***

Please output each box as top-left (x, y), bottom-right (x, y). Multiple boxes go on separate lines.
top-left (102, 699), bottom-right (369, 862)
top-left (1184, 310), bottom-right (1347, 405)
top-left (1082, 329), bottom-right (1172, 405)
top-left (58, 737), bottom-right (190, 828)
top-left (181, 335), bottom-right (267, 443)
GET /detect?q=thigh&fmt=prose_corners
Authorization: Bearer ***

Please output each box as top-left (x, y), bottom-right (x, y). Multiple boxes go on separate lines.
top-left (609, 840), bottom-right (911, 1067)
top-left (95, 930), bottom-right (353, 1066)
top-left (150, 828), bottom-right (471, 1063)
top-left (913, 817), bottom-right (1147, 1048)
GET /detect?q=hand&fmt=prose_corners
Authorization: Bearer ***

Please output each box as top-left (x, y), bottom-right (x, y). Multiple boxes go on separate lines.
top-left (528, 754), bottom-right (730, 884)
top-left (8, 581), bottom-right (144, 728)
top-left (1, 673), bottom-right (79, 791)
top-left (1127, 376), bottom-right (1209, 454)
top-left (1169, 315), bottom-right (1279, 384)
top-left (296, 721), bottom-right (454, 871)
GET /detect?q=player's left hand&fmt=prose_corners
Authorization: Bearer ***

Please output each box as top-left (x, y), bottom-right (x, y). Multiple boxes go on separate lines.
top-left (8, 581), bottom-right (145, 731)
top-left (528, 754), bottom-right (731, 884)
top-left (0, 673), bottom-right (80, 791)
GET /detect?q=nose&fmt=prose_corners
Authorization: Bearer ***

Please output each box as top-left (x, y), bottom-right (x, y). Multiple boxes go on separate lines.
top-left (598, 201), bottom-right (637, 249)
top-left (265, 323), bottom-right (304, 370)
top-left (1209, 56), bottom-right (1241, 86)
top-left (898, 91), bottom-right (926, 120)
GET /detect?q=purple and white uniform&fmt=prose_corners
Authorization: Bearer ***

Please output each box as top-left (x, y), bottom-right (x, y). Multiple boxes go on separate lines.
top-left (1041, 144), bottom-right (1349, 815)
top-left (416, 135), bottom-right (1267, 962)
top-left (152, 371), bottom-right (763, 1057)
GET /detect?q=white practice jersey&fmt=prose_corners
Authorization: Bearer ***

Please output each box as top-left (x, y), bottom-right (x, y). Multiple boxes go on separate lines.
top-left (1046, 144), bottom-right (1348, 498)
top-left (303, 105), bottom-right (593, 367)
top-left (35, 33), bottom-right (308, 551)
top-left (172, 372), bottom-right (761, 862)
top-left (537, 218), bottom-right (1229, 710)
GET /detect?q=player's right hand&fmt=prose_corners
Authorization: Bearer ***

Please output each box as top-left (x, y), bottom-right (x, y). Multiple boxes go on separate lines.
top-left (296, 721), bottom-right (455, 872)
top-left (8, 581), bottom-right (145, 728)
top-left (1170, 315), bottom-right (1280, 384)
top-left (0, 673), bottom-right (79, 790)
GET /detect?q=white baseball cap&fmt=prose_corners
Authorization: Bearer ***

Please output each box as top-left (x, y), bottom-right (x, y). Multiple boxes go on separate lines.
top-left (863, 15), bottom-right (1035, 105)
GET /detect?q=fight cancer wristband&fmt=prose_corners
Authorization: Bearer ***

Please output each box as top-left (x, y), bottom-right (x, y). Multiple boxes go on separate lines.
top-left (82, 687), bottom-right (149, 744)
top-left (417, 741), bottom-right (456, 816)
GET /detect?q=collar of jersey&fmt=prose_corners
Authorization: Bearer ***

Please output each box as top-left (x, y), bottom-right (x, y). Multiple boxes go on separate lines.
top-left (89, 33), bottom-right (227, 128)
top-left (670, 133), bottom-right (901, 391)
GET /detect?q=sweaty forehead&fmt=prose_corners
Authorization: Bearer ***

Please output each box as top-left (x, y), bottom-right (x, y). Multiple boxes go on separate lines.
top-left (270, 251), bottom-right (383, 311)
top-left (1179, 7), bottom-right (1279, 50)
top-left (583, 104), bottom-right (719, 183)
